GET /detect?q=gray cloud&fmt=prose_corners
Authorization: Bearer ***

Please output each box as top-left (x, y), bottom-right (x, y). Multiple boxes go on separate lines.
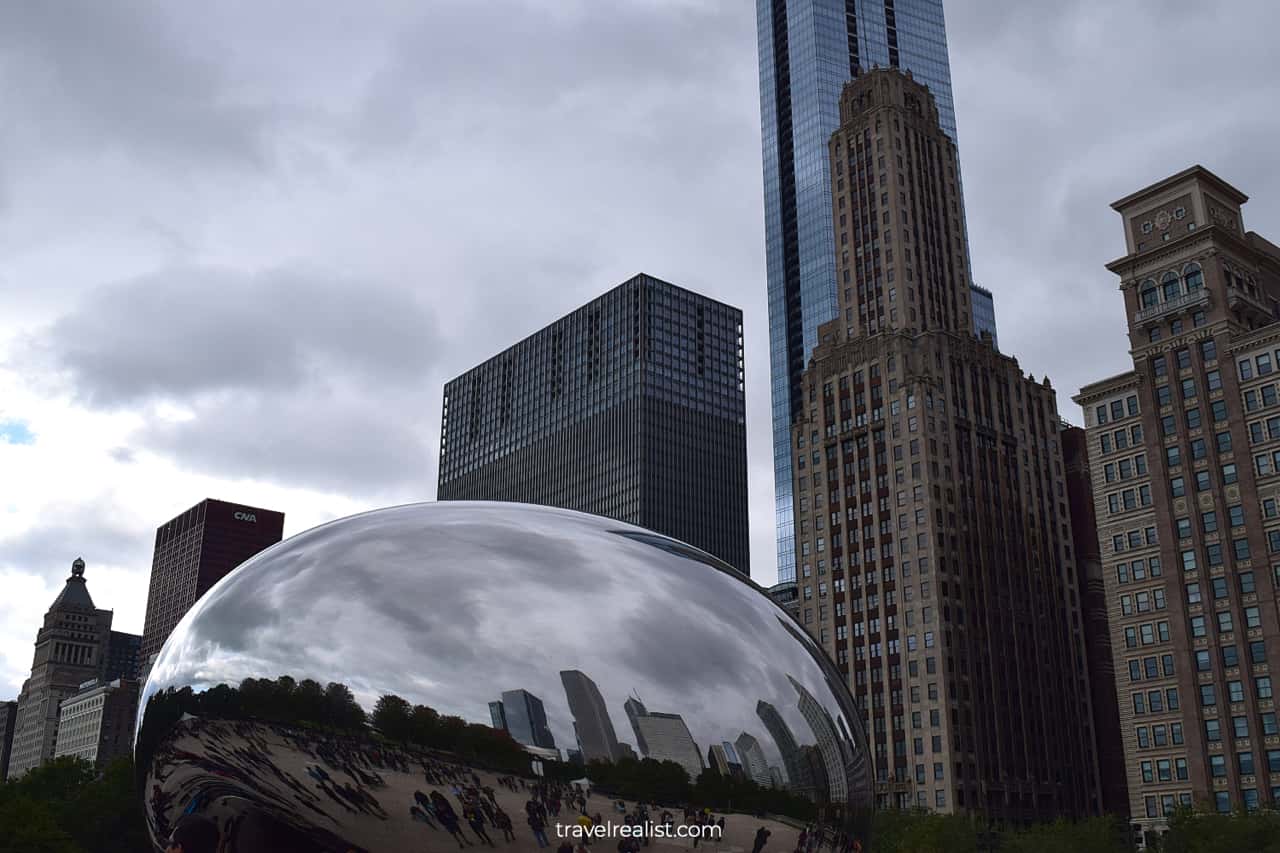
top-left (0, 508), bottom-right (151, 585)
top-left (949, 0), bottom-right (1280, 422)
top-left (0, 2), bottom-right (272, 171)
top-left (2, 0), bottom-right (1279, 599)
top-left (26, 266), bottom-right (440, 407)
top-left (14, 266), bottom-right (443, 498)
top-left (134, 386), bottom-right (436, 499)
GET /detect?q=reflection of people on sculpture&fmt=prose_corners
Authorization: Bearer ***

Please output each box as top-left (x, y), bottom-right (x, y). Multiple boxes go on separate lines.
top-left (495, 809), bottom-right (515, 841)
top-left (166, 813), bottom-right (220, 853)
top-left (464, 803), bottom-right (496, 846)
top-left (525, 799), bottom-right (549, 848)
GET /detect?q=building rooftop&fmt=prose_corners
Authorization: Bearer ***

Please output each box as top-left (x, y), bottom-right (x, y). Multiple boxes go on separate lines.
top-left (1111, 164), bottom-right (1248, 211)
top-left (50, 559), bottom-right (96, 611)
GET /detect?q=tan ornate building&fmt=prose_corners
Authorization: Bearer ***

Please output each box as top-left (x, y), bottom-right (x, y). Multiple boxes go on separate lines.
top-left (6, 559), bottom-right (114, 779)
top-left (1075, 165), bottom-right (1280, 846)
top-left (791, 68), bottom-right (1100, 821)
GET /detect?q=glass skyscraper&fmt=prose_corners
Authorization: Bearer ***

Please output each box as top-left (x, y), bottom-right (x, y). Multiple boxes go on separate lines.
top-left (757, 0), bottom-right (963, 582)
top-left (437, 273), bottom-right (749, 573)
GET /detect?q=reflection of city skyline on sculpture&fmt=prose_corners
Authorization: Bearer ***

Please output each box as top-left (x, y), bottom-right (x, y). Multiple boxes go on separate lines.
top-left (492, 689), bottom-right (556, 750)
top-left (134, 502), bottom-right (873, 849)
top-left (790, 675), bottom-right (853, 804)
top-left (560, 669), bottom-right (623, 763)
top-left (757, 699), bottom-right (813, 799)
top-left (624, 695), bottom-right (705, 783)
top-left (734, 732), bottom-right (773, 788)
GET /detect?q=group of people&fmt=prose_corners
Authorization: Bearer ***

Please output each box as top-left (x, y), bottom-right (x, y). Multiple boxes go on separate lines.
top-left (793, 824), bottom-right (863, 853)
top-left (145, 712), bottom-right (868, 853)
top-left (146, 716), bottom-right (413, 851)
top-left (409, 775), bottom-right (520, 848)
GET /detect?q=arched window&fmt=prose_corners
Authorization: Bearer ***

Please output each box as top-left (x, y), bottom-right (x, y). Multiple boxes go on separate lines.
top-left (1184, 263), bottom-right (1204, 291)
top-left (1141, 279), bottom-right (1159, 308)
top-left (1160, 271), bottom-right (1180, 301)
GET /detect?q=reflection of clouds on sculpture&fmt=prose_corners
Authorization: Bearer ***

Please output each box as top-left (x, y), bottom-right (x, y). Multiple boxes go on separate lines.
top-left (138, 502), bottom-right (871, 850)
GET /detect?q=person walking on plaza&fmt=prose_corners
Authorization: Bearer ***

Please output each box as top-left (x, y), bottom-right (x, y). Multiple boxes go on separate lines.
top-left (465, 804), bottom-right (496, 847)
top-left (753, 827), bottom-right (771, 853)
top-left (433, 791), bottom-right (473, 848)
top-left (495, 809), bottom-right (515, 842)
top-left (527, 804), bottom-right (550, 848)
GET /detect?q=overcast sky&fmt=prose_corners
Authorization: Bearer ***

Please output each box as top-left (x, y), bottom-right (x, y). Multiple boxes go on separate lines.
top-left (2, 0), bottom-right (1279, 699)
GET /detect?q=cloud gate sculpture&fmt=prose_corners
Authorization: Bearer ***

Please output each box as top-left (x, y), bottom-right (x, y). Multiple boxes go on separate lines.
top-left (136, 501), bottom-right (872, 852)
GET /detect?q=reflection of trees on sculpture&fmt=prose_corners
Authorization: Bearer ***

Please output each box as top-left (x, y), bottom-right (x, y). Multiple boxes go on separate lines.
top-left (136, 676), bottom-right (367, 780)
top-left (138, 676), bottom-right (541, 786)
top-left (367, 694), bottom-right (533, 774)
top-left (138, 675), bottom-right (822, 824)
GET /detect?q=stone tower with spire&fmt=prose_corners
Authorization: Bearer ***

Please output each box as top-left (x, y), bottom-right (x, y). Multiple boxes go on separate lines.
top-left (790, 68), bottom-right (1101, 819)
top-left (5, 558), bottom-right (114, 779)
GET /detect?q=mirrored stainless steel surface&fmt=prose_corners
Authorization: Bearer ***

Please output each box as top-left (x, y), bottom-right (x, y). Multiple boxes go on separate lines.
top-left (136, 502), bottom-right (872, 852)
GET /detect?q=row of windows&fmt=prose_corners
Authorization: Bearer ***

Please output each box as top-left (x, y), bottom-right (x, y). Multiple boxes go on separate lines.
top-left (1123, 621), bottom-right (1170, 648)
top-left (1187, 570), bottom-right (1260, 603)
top-left (1238, 348), bottom-right (1280, 381)
top-left (1135, 721), bottom-right (1184, 749)
top-left (1154, 373), bottom-right (1223, 407)
top-left (1159, 398), bottom-right (1227, 433)
top-left (1206, 712), bottom-right (1280, 743)
top-left (1244, 383), bottom-right (1280, 412)
top-left (1189, 608), bottom-right (1265, 637)
top-left (1199, 677), bottom-right (1272, 706)
top-left (1175, 505), bottom-right (1245, 538)
top-left (1138, 757), bottom-right (1190, 783)
top-left (1178, 539), bottom-right (1251, 572)
top-left (1116, 556), bottom-right (1162, 585)
top-left (1152, 338), bottom-right (1217, 377)
top-left (1121, 588), bottom-right (1167, 616)
top-left (1131, 687), bottom-right (1180, 714)
top-left (1107, 485), bottom-right (1153, 514)
top-left (1146, 309), bottom-right (1207, 343)
top-left (1194, 641), bottom-right (1269, 670)
top-left (1099, 423), bottom-right (1144, 455)
top-left (1137, 263), bottom-right (1203, 307)
top-left (1170, 467), bottom-right (1232, 497)
top-left (1103, 454), bottom-right (1147, 483)
top-left (1127, 653), bottom-right (1176, 682)
top-left (1113, 526), bottom-right (1158, 553)
top-left (1248, 416), bottom-right (1280, 444)
top-left (1208, 751), bottom-right (1280, 778)
top-left (1095, 394), bottom-right (1140, 425)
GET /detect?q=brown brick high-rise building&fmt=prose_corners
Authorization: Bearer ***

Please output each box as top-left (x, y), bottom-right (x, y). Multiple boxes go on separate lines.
top-left (140, 498), bottom-right (285, 664)
top-left (1062, 426), bottom-right (1131, 819)
top-left (791, 68), bottom-right (1100, 821)
top-left (1075, 166), bottom-right (1280, 845)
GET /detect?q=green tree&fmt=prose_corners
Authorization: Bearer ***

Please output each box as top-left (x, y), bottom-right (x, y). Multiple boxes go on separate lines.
top-left (0, 796), bottom-right (82, 853)
top-left (1001, 816), bottom-right (1130, 853)
top-left (1163, 806), bottom-right (1280, 853)
top-left (0, 756), bottom-right (149, 853)
top-left (371, 693), bottom-right (414, 742)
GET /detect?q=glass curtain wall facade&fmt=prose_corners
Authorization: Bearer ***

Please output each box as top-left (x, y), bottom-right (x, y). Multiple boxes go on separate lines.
top-left (757, 0), bottom-right (959, 582)
top-left (437, 274), bottom-right (750, 573)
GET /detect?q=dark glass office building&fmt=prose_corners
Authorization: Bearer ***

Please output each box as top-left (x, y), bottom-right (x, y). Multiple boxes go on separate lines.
top-left (141, 499), bottom-right (285, 663)
top-left (758, 0), bottom-right (993, 581)
top-left (499, 689), bottom-right (556, 750)
top-left (970, 284), bottom-right (998, 350)
top-left (437, 273), bottom-right (749, 574)
top-left (104, 631), bottom-right (142, 682)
